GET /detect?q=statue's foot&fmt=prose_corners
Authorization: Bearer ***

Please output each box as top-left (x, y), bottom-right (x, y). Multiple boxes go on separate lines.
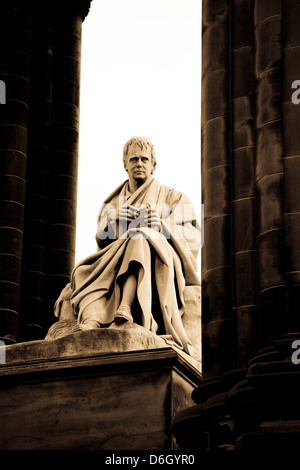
top-left (79, 319), bottom-right (101, 330)
top-left (108, 306), bottom-right (133, 329)
top-left (114, 306), bottom-right (133, 323)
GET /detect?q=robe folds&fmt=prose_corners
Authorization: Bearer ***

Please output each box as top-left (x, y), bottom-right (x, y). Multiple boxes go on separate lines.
top-left (54, 177), bottom-right (201, 355)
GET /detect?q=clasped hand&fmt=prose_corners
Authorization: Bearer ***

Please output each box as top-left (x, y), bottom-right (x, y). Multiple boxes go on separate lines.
top-left (108, 204), bottom-right (161, 232)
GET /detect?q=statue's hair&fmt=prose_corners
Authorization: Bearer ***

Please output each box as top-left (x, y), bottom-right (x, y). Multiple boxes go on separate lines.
top-left (123, 136), bottom-right (157, 168)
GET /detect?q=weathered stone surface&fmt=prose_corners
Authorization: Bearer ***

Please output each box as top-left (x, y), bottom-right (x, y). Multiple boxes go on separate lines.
top-left (1, 322), bottom-right (170, 364)
top-left (0, 345), bottom-right (201, 450)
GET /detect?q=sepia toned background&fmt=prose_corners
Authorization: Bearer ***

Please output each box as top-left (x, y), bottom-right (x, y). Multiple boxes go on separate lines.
top-left (76, 0), bottom-right (202, 264)
top-left (1, 0), bottom-right (300, 452)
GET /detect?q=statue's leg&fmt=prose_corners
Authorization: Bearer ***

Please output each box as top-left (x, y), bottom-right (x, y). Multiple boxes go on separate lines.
top-left (115, 272), bottom-right (137, 322)
top-left (79, 297), bottom-right (107, 330)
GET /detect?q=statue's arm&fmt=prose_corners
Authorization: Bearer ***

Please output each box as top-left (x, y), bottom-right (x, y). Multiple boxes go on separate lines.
top-left (95, 203), bottom-right (116, 249)
top-left (160, 189), bottom-right (201, 260)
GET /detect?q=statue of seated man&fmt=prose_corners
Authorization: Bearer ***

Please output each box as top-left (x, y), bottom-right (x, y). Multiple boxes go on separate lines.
top-left (53, 137), bottom-right (201, 356)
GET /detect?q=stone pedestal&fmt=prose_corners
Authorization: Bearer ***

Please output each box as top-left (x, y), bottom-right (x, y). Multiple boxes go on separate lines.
top-left (0, 326), bottom-right (201, 450)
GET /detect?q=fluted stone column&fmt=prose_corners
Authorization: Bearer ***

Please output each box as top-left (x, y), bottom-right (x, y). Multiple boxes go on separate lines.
top-left (43, 6), bottom-right (83, 335)
top-left (0, 0), bottom-right (91, 343)
top-left (19, 1), bottom-right (54, 341)
top-left (0, 1), bottom-right (32, 344)
top-left (172, 0), bottom-right (300, 452)
top-left (254, 0), bottom-right (287, 349)
top-left (201, 0), bottom-right (232, 377)
top-left (231, 0), bottom-right (257, 364)
top-left (282, 0), bottom-right (300, 333)
top-left (201, 0), bottom-right (300, 379)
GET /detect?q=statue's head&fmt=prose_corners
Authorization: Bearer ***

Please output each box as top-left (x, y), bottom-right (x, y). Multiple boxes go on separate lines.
top-left (123, 137), bottom-right (157, 171)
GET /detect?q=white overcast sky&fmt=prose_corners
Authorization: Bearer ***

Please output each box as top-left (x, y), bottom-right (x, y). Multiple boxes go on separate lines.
top-left (75, 0), bottom-right (202, 266)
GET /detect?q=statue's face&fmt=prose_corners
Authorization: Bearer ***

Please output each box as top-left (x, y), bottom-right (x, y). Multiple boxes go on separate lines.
top-left (124, 145), bottom-right (155, 186)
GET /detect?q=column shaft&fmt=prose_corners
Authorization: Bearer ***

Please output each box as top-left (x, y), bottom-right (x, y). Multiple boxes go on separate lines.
top-left (0, 1), bottom-right (32, 343)
top-left (201, 0), bottom-right (232, 377)
top-left (19, 2), bottom-right (53, 340)
top-left (231, 0), bottom-right (257, 364)
top-left (254, 0), bottom-right (287, 347)
top-left (44, 11), bottom-right (82, 327)
top-left (282, 0), bottom-right (300, 333)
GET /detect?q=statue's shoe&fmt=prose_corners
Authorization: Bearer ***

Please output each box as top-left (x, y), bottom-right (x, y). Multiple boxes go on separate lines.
top-left (114, 307), bottom-right (133, 323)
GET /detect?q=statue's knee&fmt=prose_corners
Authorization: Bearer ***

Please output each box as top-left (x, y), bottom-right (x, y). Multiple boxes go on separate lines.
top-left (128, 230), bottom-right (146, 240)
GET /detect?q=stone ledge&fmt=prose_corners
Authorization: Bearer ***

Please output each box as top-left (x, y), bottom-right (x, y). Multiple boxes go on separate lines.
top-left (0, 332), bottom-right (201, 450)
top-left (0, 321), bottom-right (201, 373)
top-left (0, 324), bottom-right (202, 386)
top-left (0, 322), bottom-right (169, 365)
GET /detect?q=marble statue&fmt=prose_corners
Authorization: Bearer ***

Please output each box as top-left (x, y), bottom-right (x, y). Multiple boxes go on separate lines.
top-left (47, 137), bottom-right (201, 358)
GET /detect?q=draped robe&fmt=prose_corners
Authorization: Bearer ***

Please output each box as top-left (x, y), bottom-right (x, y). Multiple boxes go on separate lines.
top-left (55, 177), bottom-right (201, 354)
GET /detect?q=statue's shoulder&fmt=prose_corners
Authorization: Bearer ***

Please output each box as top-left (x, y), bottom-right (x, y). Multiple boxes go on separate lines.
top-left (160, 184), bottom-right (187, 205)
